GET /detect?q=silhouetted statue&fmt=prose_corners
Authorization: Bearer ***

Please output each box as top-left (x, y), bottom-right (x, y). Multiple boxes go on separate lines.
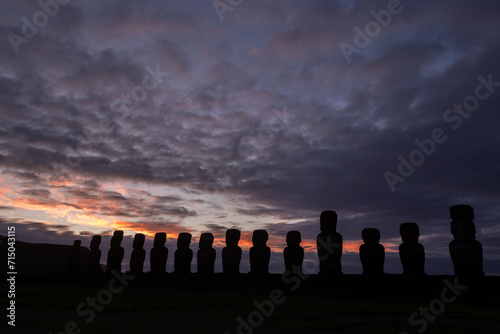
top-left (399, 223), bottom-right (425, 276)
top-left (150, 232), bottom-right (168, 273)
top-left (174, 233), bottom-right (193, 274)
top-left (284, 231), bottom-right (304, 272)
top-left (87, 235), bottom-right (102, 273)
top-left (130, 233), bottom-right (146, 274)
top-left (449, 205), bottom-right (483, 278)
top-left (316, 210), bottom-right (343, 275)
top-left (197, 233), bottom-right (216, 274)
top-left (250, 230), bottom-right (270, 275)
top-left (222, 229), bottom-right (242, 274)
top-left (360, 228), bottom-right (384, 276)
top-left (106, 230), bottom-right (124, 273)
top-left (68, 240), bottom-right (82, 273)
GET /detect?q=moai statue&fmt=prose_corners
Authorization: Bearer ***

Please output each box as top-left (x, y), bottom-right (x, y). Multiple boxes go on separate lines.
top-left (106, 230), bottom-right (124, 273)
top-left (399, 223), bottom-right (425, 276)
top-left (174, 233), bottom-right (193, 274)
top-left (284, 231), bottom-right (304, 272)
top-left (87, 235), bottom-right (102, 273)
top-left (449, 205), bottom-right (483, 278)
top-left (68, 240), bottom-right (82, 273)
top-left (222, 229), bottom-right (242, 274)
top-left (249, 230), bottom-right (271, 275)
top-left (359, 228), bottom-right (385, 276)
top-left (130, 233), bottom-right (146, 274)
top-left (316, 210), bottom-right (343, 275)
top-left (197, 233), bottom-right (216, 274)
top-left (150, 232), bottom-right (168, 273)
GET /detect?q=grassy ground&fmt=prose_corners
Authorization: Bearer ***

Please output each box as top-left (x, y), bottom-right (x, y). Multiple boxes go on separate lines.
top-left (3, 274), bottom-right (500, 334)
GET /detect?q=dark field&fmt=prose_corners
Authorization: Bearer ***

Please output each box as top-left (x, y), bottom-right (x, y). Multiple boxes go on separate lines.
top-left (3, 274), bottom-right (500, 334)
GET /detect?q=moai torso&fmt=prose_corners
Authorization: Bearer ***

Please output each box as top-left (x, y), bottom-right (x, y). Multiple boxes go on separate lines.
top-left (316, 210), bottom-right (343, 275)
top-left (222, 229), bottom-right (242, 274)
top-left (284, 231), bottom-right (304, 272)
top-left (360, 228), bottom-right (384, 276)
top-left (197, 233), bottom-right (216, 274)
top-left (150, 232), bottom-right (168, 273)
top-left (68, 240), bottom-right (82, 273)
top-left (107, 230), bottom-right (124, 273)
top-left (399, 222), bottom-right (425, 276)
top-left (174, 233), bottom-right (193, 274)
top-left (130, 233), bottom-right (146, 274)
top-left (449, 205), bottom-right (483, 278)
top-left (250, 230), bottom-right (271, 274)
top-left (87, 235), bottom-right (102, 273)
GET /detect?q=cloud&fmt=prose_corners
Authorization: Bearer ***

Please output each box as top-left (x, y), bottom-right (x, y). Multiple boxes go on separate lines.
top-left (0, 0), bottom-right (499, 274)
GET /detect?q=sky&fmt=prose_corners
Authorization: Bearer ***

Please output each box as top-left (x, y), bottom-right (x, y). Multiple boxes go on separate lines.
top-left (0, 0), bottom-right (499, 275)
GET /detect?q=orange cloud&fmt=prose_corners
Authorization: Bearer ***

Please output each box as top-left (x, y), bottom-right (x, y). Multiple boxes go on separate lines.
top-left (112, 221), bottom-right (192, 239)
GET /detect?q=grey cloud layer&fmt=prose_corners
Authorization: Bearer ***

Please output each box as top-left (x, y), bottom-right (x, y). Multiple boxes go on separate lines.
top-left (0, 0), bottom-right (499, 273)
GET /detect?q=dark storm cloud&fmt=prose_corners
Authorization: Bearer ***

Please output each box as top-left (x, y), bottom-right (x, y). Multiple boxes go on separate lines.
top-left (0, 0), bottom-right (498, 274)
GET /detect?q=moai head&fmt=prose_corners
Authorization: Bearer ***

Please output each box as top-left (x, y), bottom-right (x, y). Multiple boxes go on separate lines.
top-left (362, 228), bottom-right (380, 245)
top-left (154, 232), bottom-right (166, 248)
top-left (133, 233), bottom-right (145, 249)
top-left (110, 230), bottom-right (124, 248)
top-left (72, 240), bottom-right (81, 251)
top-left (400, 223), bottom-right (419, 244)
top-left (177, 232), bottom-right (192, 248)
top-left (199, 233), bottom-right (214, 249)
top-left (225, 229), bottom-right (241, 247)
top-left (320, 210), bottom-right (338, 234)
top-left (450, 205), bottom-right (476, 241)
top-left (450, 205), bottom-right (475, 221)
top-left (90, 235), bottom-right (101, 251)
top-left (252, 230), bottom-right (268, 247)
top-left (286, 231), bottom-right (302, 247)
